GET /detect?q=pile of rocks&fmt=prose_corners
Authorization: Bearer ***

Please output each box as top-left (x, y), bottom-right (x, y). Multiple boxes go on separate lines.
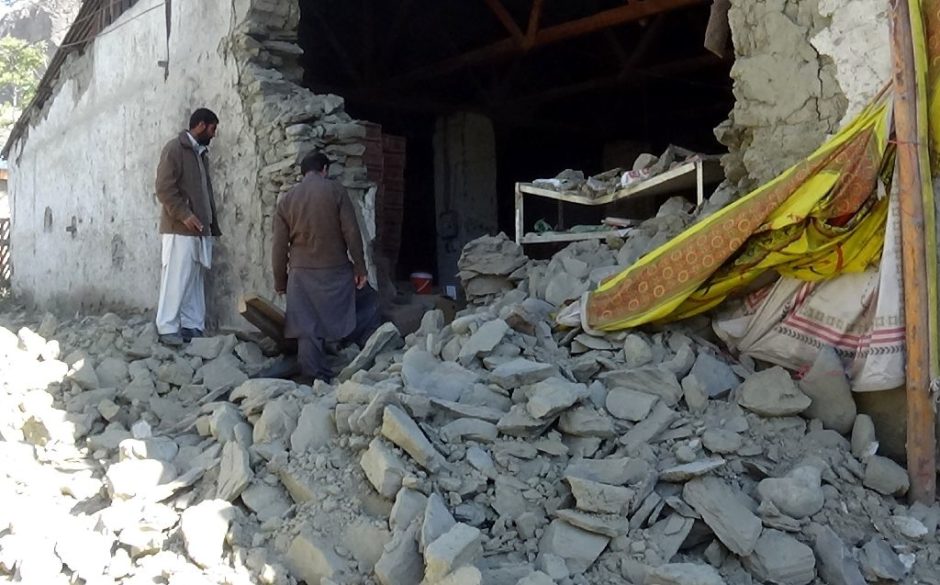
top-left (1, 227), bottom-right (939, 585)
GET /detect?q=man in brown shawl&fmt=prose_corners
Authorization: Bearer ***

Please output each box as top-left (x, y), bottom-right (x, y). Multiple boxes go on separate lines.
top-left (272, 151), bottom-right (375, 382)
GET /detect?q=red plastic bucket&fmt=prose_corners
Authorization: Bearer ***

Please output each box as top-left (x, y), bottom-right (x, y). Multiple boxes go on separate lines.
top-left (410, 272), bottom-right (433, 294)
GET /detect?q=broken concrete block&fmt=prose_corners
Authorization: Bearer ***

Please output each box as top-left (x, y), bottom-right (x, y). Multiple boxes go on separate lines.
top-left (538, 519), bottom-right (609, 574)
top-left (797, 347), bottom-right (856, 434)
top-left (181, 500), bottom-right (235, 568)
top-left (863, 455), bottom-right (909, 496)
top-left (360, 438), bottom-right (407, 498)
top-left (851, 414), bottom-right (878, 459)
top-left (381, 404), bottom-right (442, 471)
top-left (606, 388), bottom-right (659, 421)
top-left (290, 401), bottom-right (335, 453)
top-left (566, 476), bottom-right (634, 514)
top-left (424, 523), bottom-right (483, 582)
top-left (375, 522), bottom-right (423, 585)
top-left (757, 465), bottom-right (824, 519)
top-left (742, 529), bottom-right (815, 585)
top-left (458, 319), bottom-right (509, 365)
top-left (526, 377), bottom-right (587, 419)
top-left (683, 476), bottom-right (762, 556)
top-left (286, 528), bottom-right (350, 585)
top-left (390, 488), bottom-right (428, 532)
top-left (736, 367), bottom-right (811, 417)
top-left (646, 563), bottom-right (726, 585)
top-left (217, 441), bottom-right (252, 501)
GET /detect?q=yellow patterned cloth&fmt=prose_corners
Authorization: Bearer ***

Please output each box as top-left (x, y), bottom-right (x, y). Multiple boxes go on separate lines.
top-left (576, 0), bottom-right (940, 333)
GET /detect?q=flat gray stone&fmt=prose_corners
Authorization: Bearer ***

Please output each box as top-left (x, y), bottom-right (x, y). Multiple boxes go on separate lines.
top-left (490, 358), bottom-right (556, 389)
top-left (809, 524), bottom-right (866, 585)
top-left (403, 347), bottom-right (479, 402)
top-left (565, 457), bottom-right (654, 486)
top-left (683, 476), bottom-right (762, 556)
top-left (702, 430), bottom-right (742, 454)
top-left (554, 509), bottom-right (629, 538)
top-left (602, 366), bottom-right (683, 406)
top-left (757, 466), bottom-right (824, 519)
top-left (566, 476), bottom-right (634, 514)
top-left (737, 367), bottom-right (811, 417)
top-left (216, 441), bottom-right (252, 501)
top-left (375, 522), bottom-right (423, 585)
top-left (338, 323), bottom-right (404, 382)
top-left (458, 319), bottom-right (510, 365)
top-left (620, 402), bottom-right (677, 450)
top-left (606, 388), bottom-right (659, 422)
top-left (646, 563), bottom-right (726, 585)
top-left (558, 405), bottom-right (616, 437)
top-left (860, 537), bottom-right (906, 582)
top-left (660, 459), bottom-right (726, 482)
top-left (742, 529), bottom-right (815, 585)
top-left (851, 414), bottom-right (878, 459)
top-left (421, 493), bottom-right (457, 552)
top-left (690, 353), bottom-right (739, 398)
top-left (863, 456), bottom-right (910, 496)
top-left (798, 347), bottom-right (856, 433)
top-left (382, 405), bottom-right (443, 471)
top-left (538, 519), bottom-right (609, 575)
top-left (526, 377), bottom-right (587, 419)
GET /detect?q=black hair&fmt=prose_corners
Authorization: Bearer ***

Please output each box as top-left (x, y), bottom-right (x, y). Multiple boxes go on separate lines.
top-left (301, 151), bottom-right (330, 175)
top-left (189, 108), bottom-right (219, 129)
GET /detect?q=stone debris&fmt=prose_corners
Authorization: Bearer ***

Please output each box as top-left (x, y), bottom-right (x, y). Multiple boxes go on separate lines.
top-left (736, 367), bottom-right (811, 416)
top-left (0, 230), bottom-right (936, 585)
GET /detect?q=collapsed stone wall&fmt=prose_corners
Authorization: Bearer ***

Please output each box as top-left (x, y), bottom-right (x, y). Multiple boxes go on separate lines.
top-left (716, 0), bottom-right (890, 192)
top-left (7, 0), bottom-right (376, 327)
top-left (232, 1), bottom-right (378, 288)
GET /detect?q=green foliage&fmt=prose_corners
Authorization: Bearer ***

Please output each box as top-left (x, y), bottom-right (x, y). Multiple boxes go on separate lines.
top-left (0, 36), bottom-right (45, 109)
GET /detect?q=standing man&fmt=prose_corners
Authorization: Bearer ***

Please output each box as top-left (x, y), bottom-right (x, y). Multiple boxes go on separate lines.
top-left (273, 151), bottom-right (372, 382)
top-left (155, 108), bottom-right (221, 346)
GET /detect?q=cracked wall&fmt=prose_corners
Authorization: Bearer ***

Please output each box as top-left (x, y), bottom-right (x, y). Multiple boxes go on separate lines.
top-left (717, 0), bottom-right (890, 191)
top-left (8, 0), bottom-right (375, 327)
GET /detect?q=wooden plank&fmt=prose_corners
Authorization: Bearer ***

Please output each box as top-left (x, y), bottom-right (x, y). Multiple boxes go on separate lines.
top-left (484, 0), bottom-right (526, 47)
top-left (520, 229), bottom-right (632, 244)
top-left (525, 0), bottom-right (544, 46)
top-left (238, 295), bottom-right (296, 354)
top-left (515, 183), bottom-right (525, 244)
top-left (386, 0), bottom-right (706, 86)
top-left (889, 0), bottom-right (936, 504)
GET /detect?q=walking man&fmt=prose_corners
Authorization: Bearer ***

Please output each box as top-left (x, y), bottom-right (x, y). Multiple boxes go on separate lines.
top-left (155, 108), bottom-right (221, 346)
top-left (273, 151), bottom-right (375, 382)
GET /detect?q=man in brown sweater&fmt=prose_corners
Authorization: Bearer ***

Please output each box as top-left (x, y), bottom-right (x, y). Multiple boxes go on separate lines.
top-left (154, 108), bottom-right (221, 346)
top-left (273, 151), bottom-right (371, 382)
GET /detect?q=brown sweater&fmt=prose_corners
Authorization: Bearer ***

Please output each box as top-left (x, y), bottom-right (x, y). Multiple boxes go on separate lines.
top-left (272, 173), bottom-right (366, 291)
top-left (155, 132), bottom-right (221, 236)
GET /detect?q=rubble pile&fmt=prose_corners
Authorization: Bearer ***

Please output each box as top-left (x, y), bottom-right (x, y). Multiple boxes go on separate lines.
top-left (2, 226), bottom-right (940, 584)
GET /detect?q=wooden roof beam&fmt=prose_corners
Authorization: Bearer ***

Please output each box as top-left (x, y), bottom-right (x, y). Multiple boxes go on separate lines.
top-left (387, 0), bottom-right (707, 87)
top-left (484, 0), bottom-right (527, 48)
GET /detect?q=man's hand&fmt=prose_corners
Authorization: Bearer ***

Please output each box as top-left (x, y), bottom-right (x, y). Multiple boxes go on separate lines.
top-left (354, 274), bottom-right (368, 290)
top-left (182, 214), bottom-right (204, 233)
